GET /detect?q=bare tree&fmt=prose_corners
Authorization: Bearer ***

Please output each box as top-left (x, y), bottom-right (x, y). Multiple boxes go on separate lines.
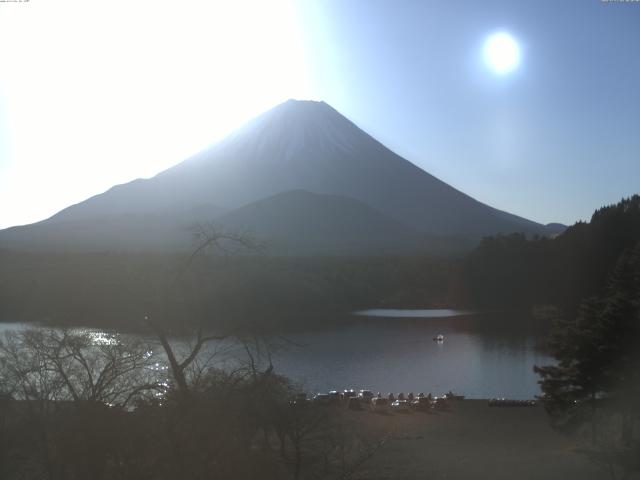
top-left (144, 223), bottom-right (263, 399)
top-left (0, 327), bottom-right (163, 480)
top-left (0, 328), bottom-right (160, 408)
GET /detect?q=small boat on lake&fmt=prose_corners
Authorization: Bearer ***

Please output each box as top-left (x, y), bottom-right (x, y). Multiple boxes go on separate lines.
top-left (433, 334), bottom-right (444, 342)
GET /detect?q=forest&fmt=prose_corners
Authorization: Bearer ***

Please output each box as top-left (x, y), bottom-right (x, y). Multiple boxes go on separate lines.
top-left (464, 195), bottom-right (640, 317)
top-left (1, 196), bottom-right (639, 332)
top-left (0, 249), bottom-right (458, 331)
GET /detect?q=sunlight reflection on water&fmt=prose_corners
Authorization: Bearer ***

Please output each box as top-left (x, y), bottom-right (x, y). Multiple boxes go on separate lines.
top-left (0, 310), bottom-right (553, 399)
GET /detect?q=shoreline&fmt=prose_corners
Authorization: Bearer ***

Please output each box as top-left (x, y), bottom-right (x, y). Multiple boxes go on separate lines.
top-left (336, 399), bottom-right (602, 479)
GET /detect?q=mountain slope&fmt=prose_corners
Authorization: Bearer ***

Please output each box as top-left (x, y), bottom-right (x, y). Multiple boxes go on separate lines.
top-left (0, 190), bottom-right (473, 255)
top-left (215, 190), bottom-right (448, 255)
top-left (0, 203), bottom-right (223, 252)
top-left (1, 99), bottom-right (553, 253)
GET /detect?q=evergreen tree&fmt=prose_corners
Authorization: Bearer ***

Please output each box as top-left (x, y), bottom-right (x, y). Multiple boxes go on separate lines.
top-left (535, 242), bottom-right (640, 444)
top-left (465, 195), bottom-right (640, 314)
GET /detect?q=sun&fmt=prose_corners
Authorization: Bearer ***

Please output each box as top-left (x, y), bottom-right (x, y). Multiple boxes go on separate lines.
top-left (483, 32), bottom-right (521, 74)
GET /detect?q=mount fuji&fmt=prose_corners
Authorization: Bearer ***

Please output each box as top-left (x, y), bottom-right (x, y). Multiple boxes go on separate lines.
top-left (0, 100), bottom-right (558, 254)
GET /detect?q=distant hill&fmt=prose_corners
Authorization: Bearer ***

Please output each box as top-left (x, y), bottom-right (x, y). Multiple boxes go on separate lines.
top-left (215, 189), bottom-right (474, 255)
top-left (544, 223), bottom-right (568, 237)
top-left (0, 99), bottom-right (557, 254)
top-left (0, 204), bottom-right (223, 252)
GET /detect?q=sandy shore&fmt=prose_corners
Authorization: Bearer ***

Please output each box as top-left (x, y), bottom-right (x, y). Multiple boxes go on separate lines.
top-left (336, 400), bottom-right (604, 480)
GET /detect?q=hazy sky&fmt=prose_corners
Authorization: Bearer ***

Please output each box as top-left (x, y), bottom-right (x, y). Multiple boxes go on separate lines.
top-left (1, 0), bottom-right (639, 228)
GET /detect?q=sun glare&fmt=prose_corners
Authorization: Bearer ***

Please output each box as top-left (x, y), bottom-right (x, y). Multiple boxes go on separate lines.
top-left (483, 32), bottom-right (521, 74)
top-left (0, 0), bottom-right (313, 228)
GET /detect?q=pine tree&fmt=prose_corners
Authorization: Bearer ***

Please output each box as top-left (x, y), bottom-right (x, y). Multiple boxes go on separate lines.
top-left (535, 242), bottom-right (640, 444)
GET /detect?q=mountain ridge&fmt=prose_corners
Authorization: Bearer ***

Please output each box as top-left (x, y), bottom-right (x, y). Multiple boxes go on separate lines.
top-left (0, 99), bottom-right (560, 254)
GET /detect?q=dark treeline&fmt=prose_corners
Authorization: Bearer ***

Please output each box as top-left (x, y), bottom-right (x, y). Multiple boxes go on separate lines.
top-left (462, 195), bottom-right (640, 476)
top-left (464, 195), bottom-right (640, 316)
top-left (3, 196), bottom-right (639, 333)
top-left (533, 228), bottom-right (640, 478)
top-left (0, 251), bottom-right (458, 331)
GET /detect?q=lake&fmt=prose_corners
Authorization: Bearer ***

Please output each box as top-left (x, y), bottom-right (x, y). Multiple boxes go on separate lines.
top-left (267, 310), bottom-right (552, 399)
top-left (0, 310), bottom-right (554, 400)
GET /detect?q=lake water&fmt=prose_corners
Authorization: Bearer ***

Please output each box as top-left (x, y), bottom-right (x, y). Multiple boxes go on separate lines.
top-left (354, 308), bottom-right (474, 318)
top-left (0, 310), bottom-right (554, 400)
top-left (268, 310), bottom-right (552, 399)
